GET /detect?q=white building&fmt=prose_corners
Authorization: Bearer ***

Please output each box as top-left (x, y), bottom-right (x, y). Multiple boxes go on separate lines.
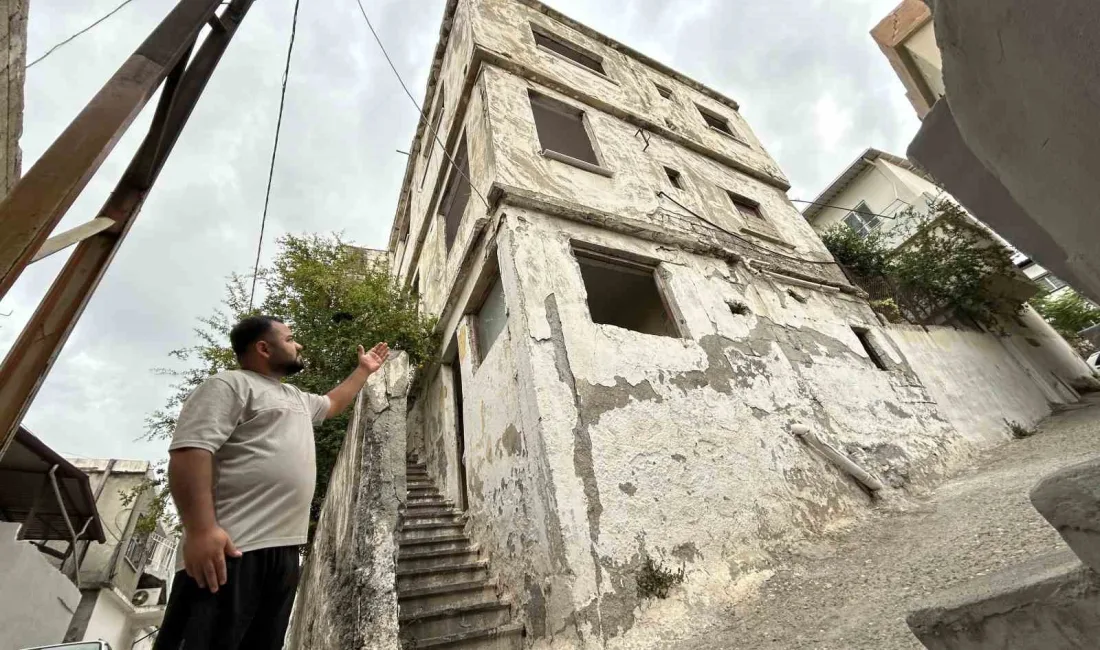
top-left (802, 147), bottom-right (1071, 300)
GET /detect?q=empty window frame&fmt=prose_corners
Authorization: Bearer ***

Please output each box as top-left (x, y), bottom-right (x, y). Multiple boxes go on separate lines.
top-left (1035, 273), bottom-right (1068, 294)
top-left (852, 327), bottom-right (888, 371)
top-left (532, 25), bottom-right (605, 76)
top-left (420, 85), bottom-right (445, 187)
top-left (475, 276), bottom-right (507, 362)
top-left (696, 103), bottom-right (739, 139)
top-left (664, 167), bottom-right (683, 189)
top-left (727, 191), bottom-right (765, 222)
top-left (843, 201), bottom-right (882, 239)
top-left (528, 91), bottom-right (602, 169)
top-left (654, 82), bottom-right (673, 99)
top-left (439, 136), bottom-right (470, 251)
top-left (573, 247), bottom-right (679, 338)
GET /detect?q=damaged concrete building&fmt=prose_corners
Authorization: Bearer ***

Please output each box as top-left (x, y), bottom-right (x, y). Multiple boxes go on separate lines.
top-left (290, 1), bottom-right (1098, 648)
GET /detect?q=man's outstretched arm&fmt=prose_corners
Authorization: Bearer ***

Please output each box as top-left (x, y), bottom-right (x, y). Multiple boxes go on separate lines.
top-left (168, 448), bottom-right (241, 593)
top-left (325, 342), bottom-right (390, 418)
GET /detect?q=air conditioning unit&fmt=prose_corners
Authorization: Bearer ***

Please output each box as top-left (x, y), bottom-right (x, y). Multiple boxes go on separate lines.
top-left (131, 587), bottom-right (162, 608)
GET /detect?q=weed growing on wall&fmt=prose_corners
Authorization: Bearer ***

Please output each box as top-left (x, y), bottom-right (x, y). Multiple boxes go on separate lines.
top-left (637, 555), bottom-right (685, 599)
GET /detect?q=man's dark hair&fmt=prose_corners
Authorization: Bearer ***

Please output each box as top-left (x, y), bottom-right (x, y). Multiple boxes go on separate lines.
top-left (230, 315), bottom-right (282, 359)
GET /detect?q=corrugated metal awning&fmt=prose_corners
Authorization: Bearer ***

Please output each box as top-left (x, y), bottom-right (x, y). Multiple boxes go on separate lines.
top-left (0, 427), bottom-right (105, 543)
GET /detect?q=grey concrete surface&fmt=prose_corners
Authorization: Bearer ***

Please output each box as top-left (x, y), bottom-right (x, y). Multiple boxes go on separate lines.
top-left (673, 395), bottom-right (1100, 649)
top-left (1031, 457), bottom-right (1100, 574)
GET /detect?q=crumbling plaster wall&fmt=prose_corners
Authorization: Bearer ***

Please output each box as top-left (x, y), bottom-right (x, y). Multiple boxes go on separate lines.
top-left (482, 209), bottom-right (971, 647)
top-left (0, 0), bottom-right (26, 195)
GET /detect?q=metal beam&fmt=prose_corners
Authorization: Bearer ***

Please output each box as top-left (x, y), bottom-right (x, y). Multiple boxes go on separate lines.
top-left (0, 0), bottom-right (256, 459)
top-left (29, 218), bottom-right (117, 264)
top-left (0, 0), bottom-right (224, 301)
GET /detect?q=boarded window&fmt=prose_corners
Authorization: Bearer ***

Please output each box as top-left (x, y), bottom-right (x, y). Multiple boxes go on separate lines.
top-left (532, 27), bottom-right (605, 75)
top-left (529, 92), bottom-right (599, 166)
top-left (476, 276), bottom-right (507, 361)
top-left (664, 167), bottom-right (683, 189)
top-left (852, 327), bottom-right (888, 370)
top-left (727, 191), bottom-right (764, 221)
top-left (655, 83), bottom-right (673, 99)
top-left (439, 136), bottom-right (470, 251)
top-left (697, 104), bottom-right (736, 137)
top-left (574, 248), bottom-right (679, 338)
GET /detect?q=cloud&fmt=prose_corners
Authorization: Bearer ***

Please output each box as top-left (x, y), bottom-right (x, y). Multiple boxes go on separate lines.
top-left (2, 0), bottom-right (917, 461)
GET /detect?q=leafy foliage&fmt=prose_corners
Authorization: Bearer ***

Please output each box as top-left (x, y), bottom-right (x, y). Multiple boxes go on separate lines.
top-left (138, 233), bottom-right (436, 540)
top-left (1031, 290), bottom-right (1100, 353)
top-left (822, 199), bottom-right (1024, 327)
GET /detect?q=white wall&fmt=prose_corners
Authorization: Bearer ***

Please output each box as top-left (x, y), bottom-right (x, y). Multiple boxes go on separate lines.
top-left (81, 588), bottom-right (134, 650)
top-left (0, 523), bottom-right (80, 650)
top-left (904, 20), bottom-right (945, 100)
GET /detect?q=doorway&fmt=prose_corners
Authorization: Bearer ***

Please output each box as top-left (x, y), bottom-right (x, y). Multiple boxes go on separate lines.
top-left (450, 360), bottom-right (469, 512)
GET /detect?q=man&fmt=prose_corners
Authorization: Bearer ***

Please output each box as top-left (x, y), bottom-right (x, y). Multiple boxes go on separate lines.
top-left (154, 315), bottom-right (389, 649)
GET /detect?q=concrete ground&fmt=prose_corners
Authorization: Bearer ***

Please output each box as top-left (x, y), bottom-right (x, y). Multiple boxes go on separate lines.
top-left (677, 395), bottom-right (1100, 650)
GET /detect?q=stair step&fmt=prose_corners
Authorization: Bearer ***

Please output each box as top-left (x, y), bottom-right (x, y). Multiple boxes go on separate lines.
top-left (403, 622), bottom-right (525, 649)
top-left (396, 561), bottom-right (490, 590)
top-left (403, 512), bottom-right (467, 527)
top-left (400, 522), bottom-right (468, 541)
top-left (399, 535), bottom-right (474, 554)
top-left (405, 500), bottom-right (456, 510)
top-left (399, 580), bottom-right (501, 619)
top-left (400, 601), bottom-right (512, 645)
top-left (399, 546), bottom-right (481, 571)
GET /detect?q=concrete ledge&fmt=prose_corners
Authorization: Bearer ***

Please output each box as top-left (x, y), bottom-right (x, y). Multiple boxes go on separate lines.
top-left (1031, 458), bottom-right (1100, 573)
top-left (907, 550), bottom-right (1100, 650)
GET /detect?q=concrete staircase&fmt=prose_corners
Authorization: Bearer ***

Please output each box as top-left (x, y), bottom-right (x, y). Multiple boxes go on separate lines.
top-left (398, 456), bottom-right (524, 649)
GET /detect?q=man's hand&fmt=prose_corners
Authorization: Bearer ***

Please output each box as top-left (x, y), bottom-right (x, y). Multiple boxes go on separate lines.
top-left (358, 342), bottom-right (390, 375)
top-left (183, 525), bottom-right (242, 593)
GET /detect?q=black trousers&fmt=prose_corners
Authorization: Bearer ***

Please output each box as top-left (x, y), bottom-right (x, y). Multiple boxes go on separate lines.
top-left (153, 545), bottom-right (300, 650)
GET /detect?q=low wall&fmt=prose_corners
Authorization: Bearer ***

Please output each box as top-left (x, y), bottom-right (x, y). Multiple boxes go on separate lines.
top-left (286, 353), bottom-right (410, 650)
top-left (0, 522), bottom-right (81, 650)
top-left (884, 324), bottom-right (1075, 445)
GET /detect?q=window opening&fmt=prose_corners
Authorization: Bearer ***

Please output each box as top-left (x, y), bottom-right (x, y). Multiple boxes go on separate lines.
top-left (655, 83), bottom-right (673, 99)
top-left (727, 191), bottom-right (765, 221)
top-left (532, 26), bottom-right (605, 75)
top-left (476, 276), bottom-right (507, 361)
top-left (439, 135), bottom-right (470, 251)
top-left (843, 201), bottom-right (882, 239)
top-left (529, 91), bottom-right (600, 167)
top-left (697, 104), bottom-right (736, 137)
top-left (574, 247), bottom-right (679, 338)
top-left (664, 167), bottom-right (683, 190)
top-left (852, 327), bottom-right (888, 370)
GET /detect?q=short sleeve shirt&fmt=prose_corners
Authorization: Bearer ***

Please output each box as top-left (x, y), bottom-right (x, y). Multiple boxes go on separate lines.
top-left (169, 369), bottom-right (329, 560)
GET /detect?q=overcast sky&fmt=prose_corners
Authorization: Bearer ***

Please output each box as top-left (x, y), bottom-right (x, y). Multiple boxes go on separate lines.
top-left (1, 0), bottom-right (919, 462)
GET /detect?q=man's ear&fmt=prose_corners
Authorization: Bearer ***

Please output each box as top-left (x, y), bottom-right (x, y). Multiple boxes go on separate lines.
top-left (255, 340), bottom-right (270, 358)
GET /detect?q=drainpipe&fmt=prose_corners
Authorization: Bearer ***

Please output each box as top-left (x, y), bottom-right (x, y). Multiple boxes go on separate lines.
top-left (791, 423), bottom-right (883, 492)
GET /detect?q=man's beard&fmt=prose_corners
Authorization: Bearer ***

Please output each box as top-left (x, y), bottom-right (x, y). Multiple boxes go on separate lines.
top-left (273, 354), bottom-right (305, 377)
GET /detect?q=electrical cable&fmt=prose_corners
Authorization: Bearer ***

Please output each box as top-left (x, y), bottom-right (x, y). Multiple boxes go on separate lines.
top-left (27, 0), bottom-right (140, 69)
top-left (789, 199), bottom-right (900, 220)
top-left (352, 0), bottom-right (490, 209)
top-left (657, 191), bottom-right (837, 266)
top-left (248, 0), bottom-right (302, 311)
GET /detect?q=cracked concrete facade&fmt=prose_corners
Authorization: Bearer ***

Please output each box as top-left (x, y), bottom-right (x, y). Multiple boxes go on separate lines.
top-left (384, 1), bottom-right (1097, 646)
top-left (0, 0), bottom-right (25, 196)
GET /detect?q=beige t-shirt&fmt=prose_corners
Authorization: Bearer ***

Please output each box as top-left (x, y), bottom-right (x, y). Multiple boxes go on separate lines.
top-left (169, 369), bottom-right (329, 564)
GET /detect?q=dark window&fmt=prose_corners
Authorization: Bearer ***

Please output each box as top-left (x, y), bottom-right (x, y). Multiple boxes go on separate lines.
top-left (843, 201), bottom-right (881, 239)
top-left (697, 104), bottom-right (736, 137)
top-left (574, 247), bottom-right (679, 338)
top-left (532, 27), bottom-right (605, 75)
top-left (421, 85), bottom-right (445, 187)
top-left (655, 83), bottom-right (673, 99)
top-left (853, 327), bottom-right (888, 371)
top-left (439, 136), bottom-right (470, 251)
top-left (411, 271), bottom-right (420, 301)
top-left (727, 191), bottom-right (764, 221)
top-left (529, 91), bottom-right (600, 167)
top-left (664, 167), bottom-right (683, 189)
top-left (476, 276), bottom-right (507, 361)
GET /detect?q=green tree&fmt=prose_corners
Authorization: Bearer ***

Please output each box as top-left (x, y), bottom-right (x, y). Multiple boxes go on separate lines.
top-left (821, 198), bottom-right (1024, 327)
top-left (1031, 289), bottom-right (1100, 353)
top-left (133, 233), bottom-right (436, 539)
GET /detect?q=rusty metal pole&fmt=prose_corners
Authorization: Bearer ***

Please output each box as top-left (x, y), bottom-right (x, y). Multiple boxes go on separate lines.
top-left (0, 0), bottom-right (256, 458)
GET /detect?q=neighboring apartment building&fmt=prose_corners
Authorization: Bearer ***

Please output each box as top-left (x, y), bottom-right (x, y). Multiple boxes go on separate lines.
top-left (57, 459), bottom-right (175, 650)
top-left (802, 148), bottom-right (1071, 301)
top-left (871, 0), bottom-right (941, 120)
top-left (375, 1), bottom-right (1097, 646)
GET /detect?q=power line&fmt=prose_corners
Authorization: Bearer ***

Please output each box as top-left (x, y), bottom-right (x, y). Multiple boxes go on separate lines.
top-left (789, 199), bottom-right (901, 220)
top-left (27, 0), bottom-right (140, 69)
top-left (352, 0), bottom-right (489, 209)
top-left (248, 0), bottom-right (303, 311)
top-left (657, 191), bottom-right (837, 266)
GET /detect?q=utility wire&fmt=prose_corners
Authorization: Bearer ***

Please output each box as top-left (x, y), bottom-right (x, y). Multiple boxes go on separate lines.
top-left (789, 199), bottom-right (900, 220)
top-left (27, 0), bottom-right (140, 69)
top-left (352, 0), bottom-right (490, 209)
top-left (657, 191), bottom-right (837, 266)
top-left (248, 0), bottom-right (303, 311)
